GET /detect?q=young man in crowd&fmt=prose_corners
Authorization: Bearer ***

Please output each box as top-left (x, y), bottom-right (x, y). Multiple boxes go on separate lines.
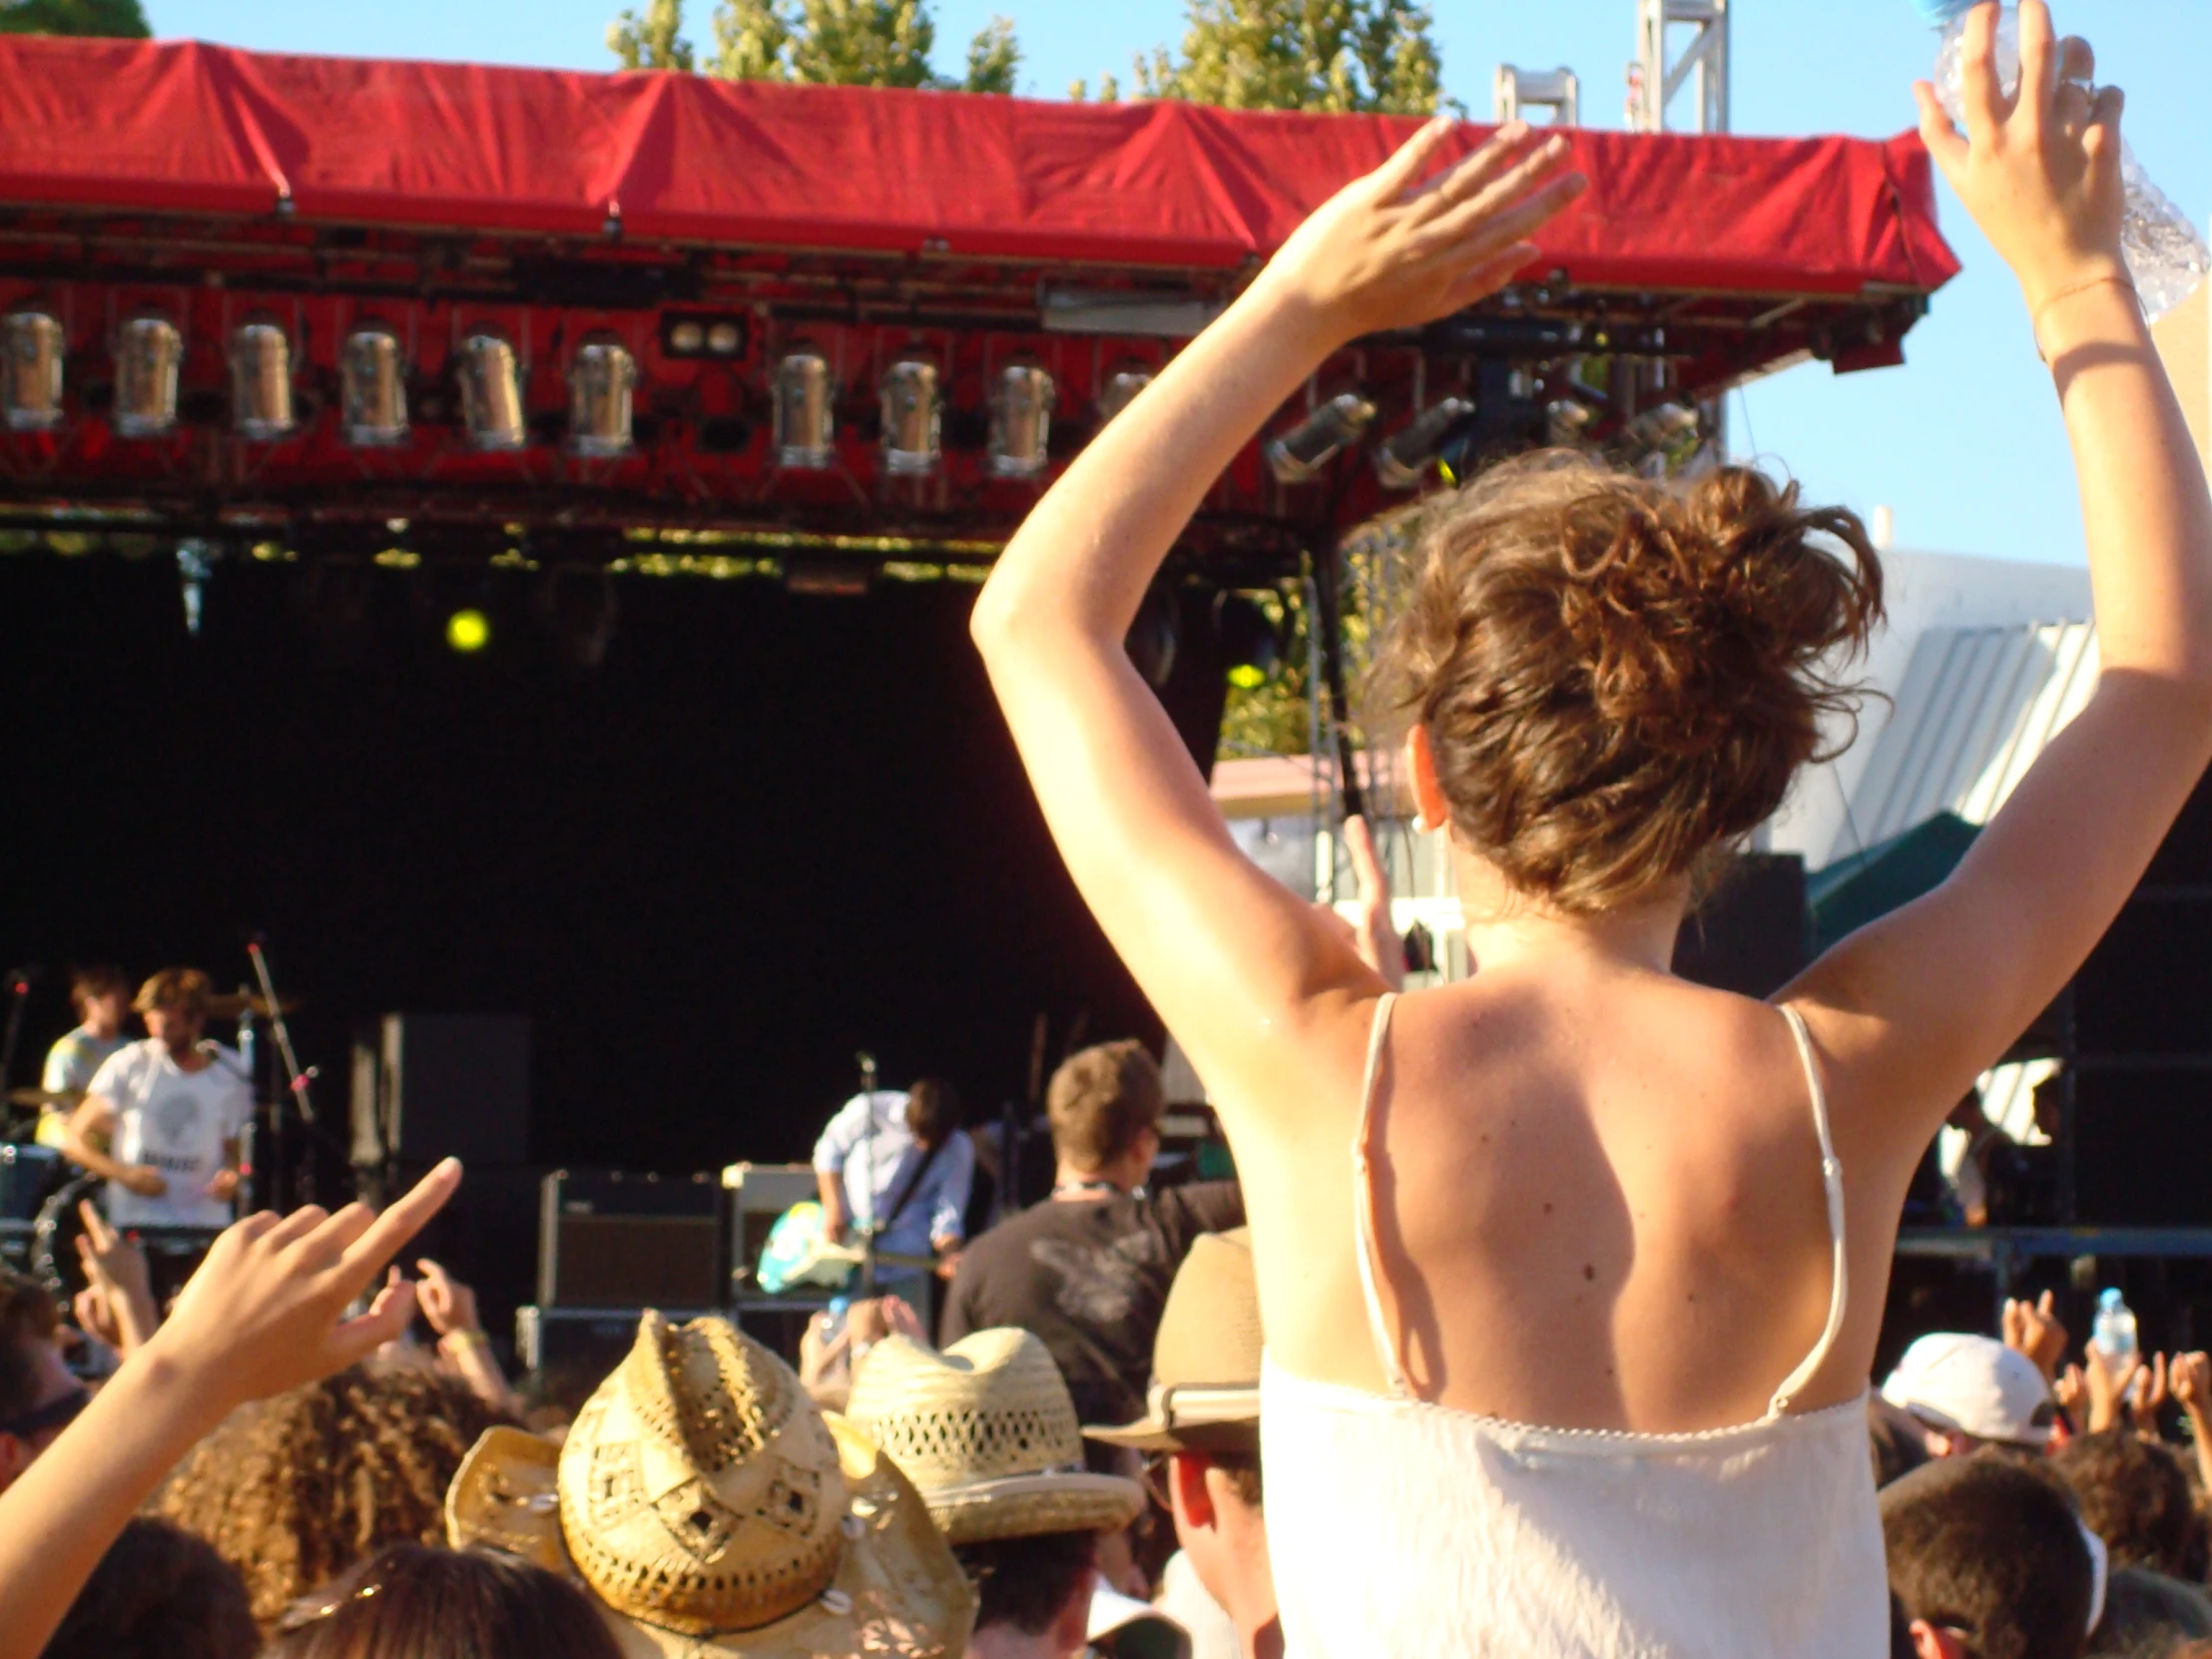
top-left (941, 1039), bottom-right (1242, 1426)
top-left (1881, 1332), bottom-right (2059, 1459)
top-left (1881, 1455), bottom-right (2101, 1659)
top-left (61, 968), bottom-right (252, 1246)
top-left (34, 965), bottom-right (131, 1149)
top-left (0, 1267), bottom-right (85, 1494)
top-left (1090, 1228), bottom-right (1276, 1659)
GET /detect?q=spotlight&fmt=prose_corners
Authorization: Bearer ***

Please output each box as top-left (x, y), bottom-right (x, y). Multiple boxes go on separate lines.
top-left (1215, 593), bottom-right (1281, 690)
top-left (1097, 365), bottom-right (1152, 426)
top-left (340, 322), bottom-right (409, 446)
top-left (667, 319), bottom-right (706, 355)
top-left (445, 608), bottom-right (491, 653)
top-left (706, 320), bottom-right (744, 357)
top-left (2, 309), bottom-right (64, 432)
top-left (114, 313), bottom-right (183, 439)
top-left (773, 348), bottom-right (836, 469)
top-left (1264, 392), bottom-right (1375, 484)
top-left (458, 328), bottom-right (526, 451)
top-left (987, 361), bottom-right (1055, 479)
top-left (1375, 397), bottom-right (1476, 489)
top-left (229, 318), bottom-right (295, 440)
top-left (660, 313), bottom-right (747, 359)
top-left (568, 332), bottom-right (636, 458)
top-left (880, 355), bottom-right (940, 477)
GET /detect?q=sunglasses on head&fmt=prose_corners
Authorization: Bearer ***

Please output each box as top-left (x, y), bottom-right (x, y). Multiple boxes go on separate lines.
top-left (0, 1384), bottom-right (89, 1441)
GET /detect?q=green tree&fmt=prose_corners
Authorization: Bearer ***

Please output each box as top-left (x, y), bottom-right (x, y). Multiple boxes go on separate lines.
top-left (962, 15), bottom-right (1020, 97)
top-left (608, 0), bottom-right (696, 69)
top-left (0, 0), bottom-right (151, 35)
top-left (1128, 0), bottom-right (1443, 115)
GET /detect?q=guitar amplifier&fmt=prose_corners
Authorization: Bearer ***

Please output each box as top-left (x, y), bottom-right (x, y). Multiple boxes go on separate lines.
top-left (537, 1169), bottom-right (723, 1310)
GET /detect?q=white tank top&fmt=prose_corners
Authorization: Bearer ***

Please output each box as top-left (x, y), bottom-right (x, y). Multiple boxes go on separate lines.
top-left (1260, 996), bottom-right (1887, 1658)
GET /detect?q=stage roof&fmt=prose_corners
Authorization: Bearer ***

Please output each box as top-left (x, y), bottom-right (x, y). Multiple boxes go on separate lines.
top-left (0, 37), bottom-right (1956, 294)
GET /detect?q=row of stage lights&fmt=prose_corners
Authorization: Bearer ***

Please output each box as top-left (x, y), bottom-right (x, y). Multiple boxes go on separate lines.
top-left (0, 306), bottom-right (1506, 489)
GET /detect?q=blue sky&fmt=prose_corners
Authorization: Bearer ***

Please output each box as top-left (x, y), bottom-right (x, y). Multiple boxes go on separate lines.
top-left (149, 1), bottom-right (2212, 565)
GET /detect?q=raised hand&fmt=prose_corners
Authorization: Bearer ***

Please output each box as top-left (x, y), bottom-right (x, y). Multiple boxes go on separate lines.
top-left (1913, 2), bottom-right (2125, 320)
top-left (414, 1257), bottom-right (481, 1338)
top-left (2082, 1343), bottom-right (2142, 1435)
top-left (2002, 1290), bottom-right (2069, 1382)
top-left (74, 1201), bottom-right (156, 1356)
top-left (2133, 1350), bottom-right (2172, 1432)
top-left (2172, 1351), bottom-right (2212, 1418)
top-left (1345, 815), bottom-right (1405, 992)
top-left (1255, 119), bottom-right (1587, 346)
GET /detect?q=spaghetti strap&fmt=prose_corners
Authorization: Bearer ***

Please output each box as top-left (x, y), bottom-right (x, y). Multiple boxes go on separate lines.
top-left (1769, 1004), bottom-right (1849, 1418)
top-left (1353, 993), bottom-right (1409, 1398)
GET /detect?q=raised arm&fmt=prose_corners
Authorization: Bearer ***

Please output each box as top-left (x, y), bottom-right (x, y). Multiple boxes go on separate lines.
top-left (972, 121), bottom-right (1583, 1108)
top-left (1793, 2), bottom-right (2212, 1150)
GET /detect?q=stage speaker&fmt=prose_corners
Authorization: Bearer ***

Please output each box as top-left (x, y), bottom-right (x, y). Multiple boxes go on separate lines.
top-left (538, 1169), bottom-right (722, 1309)
top-left (364, 1161), bottom-right (543, 1365)
top-left (350, 1014), bottom-right (529, 1168)
top-left (1672, 853), bottom-right (1808, 999)
top-left (2071, 1067), bottom-right (2212, 1228)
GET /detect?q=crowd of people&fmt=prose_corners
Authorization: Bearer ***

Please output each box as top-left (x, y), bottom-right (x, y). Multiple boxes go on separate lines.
top-left (7, 3), bottom-right (2212, 1654)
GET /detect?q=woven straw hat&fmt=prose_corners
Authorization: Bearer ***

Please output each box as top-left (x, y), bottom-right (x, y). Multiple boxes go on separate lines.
top-left (1087, 1228), bottom-right (1262, 1453)
top-left (844, 1329), bottom-right (1146, 1545)
top-left (446, 1312), bottom-right (973, 1659)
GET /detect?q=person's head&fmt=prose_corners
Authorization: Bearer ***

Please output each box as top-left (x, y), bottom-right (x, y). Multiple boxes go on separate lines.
top-left (905, 1078), bottom-right (963, 1151)
top-left (1881, 1453), bottom-right (2097, 1659)
top-left (2052, 1431), bottom-right (2209, 1583)
top-left (135, 966), bottom-right (211, 1051)
top-left (1046, 1040), bottom-right (1165, 1187)
top-left (152, 1361), bottom-right (512, 1628)
top-left (261, 1543), bottom-right (622, 1659)
top-left (0, 1266), bottom-right (83, 1493)
top-left (1374, 452), bottom-right (1882, 927)
top-left (41, 1517), bottom-right (259, 1659)
top-left (2087, 1567), bottom-right (2212, 1659)
top-left (69, 965), bottom-right (130, 1036)
top-left (1881, 1334), bottom-right (2058, 1457)
top-left (953, 1530), bottom-right (1098, 1658)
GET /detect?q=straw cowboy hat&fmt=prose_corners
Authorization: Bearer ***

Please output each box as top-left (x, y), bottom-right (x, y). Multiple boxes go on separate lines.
top-left (844, 1329), bottom-right (1146, 1545)
top-left (1086, 1228), bottom-right (1262, 1454)
top-left (445, 1312), bottom-right (973, 1659)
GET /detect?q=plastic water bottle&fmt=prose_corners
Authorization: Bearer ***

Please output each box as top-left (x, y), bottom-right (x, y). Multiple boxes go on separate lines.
top-left (1918, 0), bottom-right (2211, 322)
top-left (2092, 1288), bottom-right (2140, 1363)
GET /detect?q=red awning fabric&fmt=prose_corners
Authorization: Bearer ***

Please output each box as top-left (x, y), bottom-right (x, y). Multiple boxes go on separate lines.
top-left (0, 36), bottom-right (1959, 295)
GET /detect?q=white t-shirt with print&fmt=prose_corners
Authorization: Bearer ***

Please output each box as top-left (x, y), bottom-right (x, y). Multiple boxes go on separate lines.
top-left (87, 1039), bottom-right (253, 1230)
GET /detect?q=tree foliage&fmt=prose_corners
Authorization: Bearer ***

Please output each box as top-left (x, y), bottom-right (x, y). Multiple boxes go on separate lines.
top-left (0, 0), bottom-right (151, 36)
top-left (1125, 0), bottom-right (1443, 114)
top-left (608, 0), bottom-right (1020, 94)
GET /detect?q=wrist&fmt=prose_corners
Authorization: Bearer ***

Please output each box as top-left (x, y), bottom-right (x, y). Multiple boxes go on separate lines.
top-left (2028, 265), bottom-right (2142, 358)
top-left (1236, 271), bottom-right (1357, 358)
top-left (438, 1328), bottom-right (489, 1352)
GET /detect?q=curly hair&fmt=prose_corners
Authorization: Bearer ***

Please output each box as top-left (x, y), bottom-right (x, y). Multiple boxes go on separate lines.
top-left (1372, 451), bottom-right (1883, 914)
top-left (151, 1362), bottom-right (513, 1629)
top-left (43, 1517), bottom-right (259, 1659)
top-left (261, 1543), bottom-right (622, 1659)
top-left (2051, 1429), bottom-right (2209, 1582)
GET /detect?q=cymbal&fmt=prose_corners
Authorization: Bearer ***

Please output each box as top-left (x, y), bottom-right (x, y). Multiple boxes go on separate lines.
top-left (206, 992), bottom-right (300, 1020)
top-left (6, 1087), bottom-right (80, 1110)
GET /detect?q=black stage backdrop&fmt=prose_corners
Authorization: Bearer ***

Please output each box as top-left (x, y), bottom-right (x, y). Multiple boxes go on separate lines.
top-left (0, 551), bottom-right (1229, 1175)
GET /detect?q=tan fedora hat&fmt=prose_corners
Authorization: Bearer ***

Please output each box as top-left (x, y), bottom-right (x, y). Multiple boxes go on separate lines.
top-left (844, 1329), bottom-right (1146, 1545)
top-left (445, 1312), bottom-right (973, 1659)
top-left (1086, 1228), bottom-right (1261, 1453)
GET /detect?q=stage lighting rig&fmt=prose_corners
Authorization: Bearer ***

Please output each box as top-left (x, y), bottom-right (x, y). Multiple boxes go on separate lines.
top-left (568, 333), bottom-right (637, 458)
top-left (458, 328), bottom-right (526, 451)
top-left (1375, 397), bottom-right (1477, 489)
top-left (986, 361), bottom-right (1055, 480)
top-left (229, 318), bottom-right (295, 441)
top-left (1097, 365), bottom-right (1153, 426)
top-left (1265, 392), bottom-right (1376, 485)
top-left (115, 313), bottom-right (183, 439)
top-left (880, 355), bottom-right (941, 477)
top-left (773, 347), bottom-right (836, 469)
top-left (340, 322), bottom-right (409, 446)
top-left (660, 313), bottom-right (748, 359)
top-left (2, 308), bottom-right (63, 433)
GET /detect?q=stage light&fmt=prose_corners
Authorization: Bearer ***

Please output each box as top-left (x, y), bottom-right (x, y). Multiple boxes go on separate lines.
top-left (340, 322), bottom-right (408, 446)
top-left (1264, 392), bottom-right (1375, 484)
top-left (1216, 593), bottom-right (1281, 690)
top-left (667, 319), bottom-right (706, 355)
top-left (987, 361), bottom-right (1055, 479)
top-left (707, 320), bottom-right (743, 357)
top-left (114, 313), bottom-right (183, 439)
top-left (1376, 397), bottom-right (1476, 489)
top-left (446, 608), bottom-right (491, 653)
top-left (229, 318), bottom-right (295, 440)
top-left (773, 348), bottom-right (836, 469)
top-left (568, 333), bottom-right (636, 457)
top-left (880, 355), bottom-right (940, 477)
top-left (2, 309), bottom-right (64, 433)
top-left (458, 328), bottom-right (526, 451)
top-left (1097, 365), bottom-right (1152, 426)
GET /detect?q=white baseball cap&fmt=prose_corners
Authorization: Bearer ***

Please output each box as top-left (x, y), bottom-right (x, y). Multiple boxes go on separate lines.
top-left (1881, 1333), bottom-right (2057, 1446)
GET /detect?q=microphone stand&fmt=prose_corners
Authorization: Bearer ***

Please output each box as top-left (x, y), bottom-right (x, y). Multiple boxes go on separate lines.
top-left (0, 967), bottom-right (39, 1131)
top-left (247, 938), bottom-right (318, 1210)
top-left (856, 1050), bottom-right (878, 1300)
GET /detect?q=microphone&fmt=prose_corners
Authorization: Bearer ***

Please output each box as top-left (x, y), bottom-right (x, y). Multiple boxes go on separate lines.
top-left (4, 965), bottom-right (44, 995)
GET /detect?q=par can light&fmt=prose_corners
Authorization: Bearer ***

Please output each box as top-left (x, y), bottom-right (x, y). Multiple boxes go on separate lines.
top-left (667, 319), bottom-right (706, 356)
top-left (229, 318), bottom-right (295, 441)
top-left (880, 355), bottom-right (940, 477)
top-left (773, 348), bottom-right (836, 469)
top-left (1376, 397), bottom-right (1477, 489)
top-left (340, 323), bottom-right (409, 446)
top-left (2, 309), bottom-right (64, 433)
top-left (568, 333), bottom-right (637, 458)
top-left (706, 320), bottom-right (744, 357)
top-left (987, 361), bottom-right (1055, 479)
top-left (1265, 392), bottom-right (1376, 485)
top-left (458, 328), bottom-right (526, 452)
top-left (114, 313), bottom-right (183, 439)
top-left (1097, 365), bottom-right (1152, 426)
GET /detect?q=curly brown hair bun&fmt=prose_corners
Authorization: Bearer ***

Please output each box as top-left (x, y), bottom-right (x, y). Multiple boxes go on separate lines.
top-left (1375, 451), bottom-right (1884, 914)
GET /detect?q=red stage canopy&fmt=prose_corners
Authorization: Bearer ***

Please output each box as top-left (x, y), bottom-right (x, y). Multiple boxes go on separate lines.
top-left (0, 36), bottom-right (1957, 294)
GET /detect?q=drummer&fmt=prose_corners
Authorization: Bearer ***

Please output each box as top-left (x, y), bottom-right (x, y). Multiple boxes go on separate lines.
top-left (32, 966), bottom-right (131, 1149)
top-left (59, 968), bottom-right (251, 1234)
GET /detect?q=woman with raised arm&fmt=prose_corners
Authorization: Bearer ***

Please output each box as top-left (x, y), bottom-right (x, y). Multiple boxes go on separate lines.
top-left (971, 3), bottom-right (2212, 1652)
